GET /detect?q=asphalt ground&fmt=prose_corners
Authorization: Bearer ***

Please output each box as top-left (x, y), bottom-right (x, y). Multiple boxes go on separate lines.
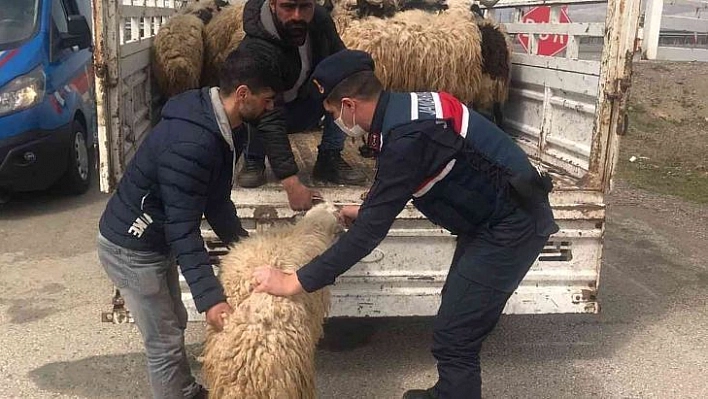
top-left (0, 176), bottom-right (705, 399)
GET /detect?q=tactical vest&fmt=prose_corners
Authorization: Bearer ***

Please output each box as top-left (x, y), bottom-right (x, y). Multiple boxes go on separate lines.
top-left (379, 92), bottom-right (555, 236)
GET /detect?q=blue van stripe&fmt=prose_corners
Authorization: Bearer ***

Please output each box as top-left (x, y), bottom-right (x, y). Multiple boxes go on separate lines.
top-left (0, 48), bottom-right (20, 68)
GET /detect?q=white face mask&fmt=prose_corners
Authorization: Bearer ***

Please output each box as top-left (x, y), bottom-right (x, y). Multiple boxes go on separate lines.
top-left (334, 101), bottom-right (368, 138)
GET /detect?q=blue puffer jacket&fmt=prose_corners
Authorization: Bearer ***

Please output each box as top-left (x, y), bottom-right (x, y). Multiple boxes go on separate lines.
top-left (99, 87), bottom-right (247, 313)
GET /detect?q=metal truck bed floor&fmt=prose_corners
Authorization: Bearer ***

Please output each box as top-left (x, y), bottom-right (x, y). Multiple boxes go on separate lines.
top-left (238, 131), bottom-right (582, 193)
top-left (239, 131), bottom-right (377, 189)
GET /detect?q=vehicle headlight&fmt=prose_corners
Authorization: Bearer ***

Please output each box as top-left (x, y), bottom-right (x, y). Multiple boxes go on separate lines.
top-left (0, 66), bottom-right (46, 117)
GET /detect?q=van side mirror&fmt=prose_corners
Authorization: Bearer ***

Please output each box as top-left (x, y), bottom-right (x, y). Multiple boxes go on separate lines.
top-left (61, 14), bottom-right (91, 50)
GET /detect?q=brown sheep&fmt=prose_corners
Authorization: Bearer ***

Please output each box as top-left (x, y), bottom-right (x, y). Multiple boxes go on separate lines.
top-left (474, 15), bottom-right (513, 126)
top-left (152, 0), bottom-right (511, 126)
top-left (339, 9), bottom-right (484, 105)
top-left (200, 202), bottom-right (344, 399)
top-left (152, 0), bottom-right (232, 98)
top-left (152, 13), bottom-right (205, 98)
top-left (323, 0), bottom-right (447, 18)
top-left (334, 0), bottom-right (512, 126)
top-left (179, 0), bottom-right (231, 24)
top-left (201, 4), bottom-right (246, 87)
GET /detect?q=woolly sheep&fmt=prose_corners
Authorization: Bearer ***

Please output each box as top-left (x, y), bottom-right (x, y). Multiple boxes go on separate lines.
top-left (202, 3), bottom-right (246, 87)
top-left (473, 16), bottom-right (512, 125)
top-left (339, 9), bottom-right (484, 104)
top-left (152, 0), bottom-right (232, 98)
top-left (456, 1), bottom-right (512, 125)
top-left (152, 13), bottom-right (205, 98)
top-left (324, 0), bottom-right (447, 18)
top-left (200, 202), bottom-right (344, 399)
top-left (179, 0), bottom-right (231, 24)
top-left (334, 0), bottom-right (512, 125)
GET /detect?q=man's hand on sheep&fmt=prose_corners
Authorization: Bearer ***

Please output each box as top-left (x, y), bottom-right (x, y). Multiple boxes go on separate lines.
top-left (252, 267), bottom-right (304, 296)
top-left (206, 301), bottom-right (233, 332)
top-left (282, 175), bottom-right (320, 211)
top-left (338, 205), bottom-right (360, 228)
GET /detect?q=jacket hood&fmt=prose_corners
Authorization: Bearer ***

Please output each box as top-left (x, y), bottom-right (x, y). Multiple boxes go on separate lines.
top-left (160, 87), bottom-right (235, 151)
top-left (243, 0), bottom-right (283, 45)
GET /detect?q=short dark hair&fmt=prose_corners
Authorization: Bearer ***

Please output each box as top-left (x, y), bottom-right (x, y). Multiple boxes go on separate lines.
top-left (325, 71), bottom-right (383, 104)
top-left (219, 47), bottom-right (284, 95)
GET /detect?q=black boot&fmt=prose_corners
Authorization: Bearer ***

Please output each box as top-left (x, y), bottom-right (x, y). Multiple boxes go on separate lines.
top-left (237, 157), bottom-right (266, 188)
top-left (312, 149), bottom-right (367, 185)
top-left (402, 388), bottom-right (437, 399)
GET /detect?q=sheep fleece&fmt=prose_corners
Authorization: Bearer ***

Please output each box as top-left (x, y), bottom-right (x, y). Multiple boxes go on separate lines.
top-left (202, 4), bottom-right (246, 87)
top-left (201, 203), bottom-right (343, 399)
top-left (152, 13), bottom-right (204, 98)
top-left (339, 10), bottom-right (484, 104)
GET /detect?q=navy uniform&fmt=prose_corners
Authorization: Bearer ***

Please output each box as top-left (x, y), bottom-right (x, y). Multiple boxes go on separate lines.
top-left (296, 50), bottom-right (559, 399)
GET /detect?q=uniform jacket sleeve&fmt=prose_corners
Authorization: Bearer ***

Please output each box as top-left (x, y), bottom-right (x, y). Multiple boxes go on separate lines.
top-left (296, 129), bottom-right (430, 292)
top-left (157, 138), bottom-right (225, 313)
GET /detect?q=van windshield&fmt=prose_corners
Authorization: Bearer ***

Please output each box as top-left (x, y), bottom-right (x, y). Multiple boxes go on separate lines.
top-left (0, 0), bottom-right (41, 50)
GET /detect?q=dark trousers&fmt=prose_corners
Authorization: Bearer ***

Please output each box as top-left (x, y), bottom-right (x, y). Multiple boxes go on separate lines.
top-left (431, 207), bottom-right (551, 399)
top-left (243, 95), bottom-right (346, 160)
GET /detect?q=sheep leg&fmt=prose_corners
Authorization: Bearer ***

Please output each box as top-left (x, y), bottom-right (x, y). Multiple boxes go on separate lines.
top-left (492, 102), bottom-right (504, 129)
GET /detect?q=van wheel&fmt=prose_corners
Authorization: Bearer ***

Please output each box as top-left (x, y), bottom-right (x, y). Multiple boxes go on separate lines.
top-left (60, 121), bottom-right (91, 195)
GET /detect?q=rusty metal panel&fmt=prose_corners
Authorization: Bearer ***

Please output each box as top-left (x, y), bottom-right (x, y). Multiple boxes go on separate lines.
top-left (178, 177), bottom-right (608, 320)
top-left (500, 0), bottom-right (641, 192)
top-left (94, 0), bottom-right (122, 192)
top-left (502, 3), bottom-right (606, 183)
top-left (587, 0), bottom-right (643, 193)
top-left (94, 0), bottom-right (178, 193)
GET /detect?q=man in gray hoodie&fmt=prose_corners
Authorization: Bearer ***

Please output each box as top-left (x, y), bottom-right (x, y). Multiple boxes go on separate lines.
top-left (235, 0), bottom-right (367, 197)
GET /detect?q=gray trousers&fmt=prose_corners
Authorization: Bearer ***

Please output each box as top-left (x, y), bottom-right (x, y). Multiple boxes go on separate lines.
top-left (97, 233), bottom-right (201, 399)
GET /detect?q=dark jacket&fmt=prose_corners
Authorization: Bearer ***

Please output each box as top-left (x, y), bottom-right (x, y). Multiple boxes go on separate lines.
top-left (237, 0), bottom-right (345, 179)
top-left (99, 88), bottom-right (247, 313)
top-left (296, 91), bottom-right (559, 293)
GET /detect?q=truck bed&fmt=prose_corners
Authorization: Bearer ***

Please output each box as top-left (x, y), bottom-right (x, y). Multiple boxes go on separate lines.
top-left (202, 130), bottom-right (602, 321)
top-left (97, 0), bottom-right (637, 323)
top-left (246, 131), bottom-right (376, 189)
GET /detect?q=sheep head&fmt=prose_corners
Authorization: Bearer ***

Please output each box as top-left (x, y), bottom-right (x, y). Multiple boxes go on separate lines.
top-left (302, 201), bottom-right (346, 237)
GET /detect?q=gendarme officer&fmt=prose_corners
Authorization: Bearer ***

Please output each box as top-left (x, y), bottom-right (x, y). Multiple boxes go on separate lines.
top-left (251, 49), bottom-right (559, 399)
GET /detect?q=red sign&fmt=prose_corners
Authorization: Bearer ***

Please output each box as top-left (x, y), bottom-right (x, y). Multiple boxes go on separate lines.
top-left (517, 6), bottom-right (572, 57)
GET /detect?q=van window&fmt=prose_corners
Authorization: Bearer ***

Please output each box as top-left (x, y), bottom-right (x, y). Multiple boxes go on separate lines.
top-left (76, 1), bottom-right (93, 34)
top-left (50, 0), bottom-right (82, 61)
top-left (52, 0), bottom-right (70, 34)
top-left (0, 0), bottom-right (41, 50)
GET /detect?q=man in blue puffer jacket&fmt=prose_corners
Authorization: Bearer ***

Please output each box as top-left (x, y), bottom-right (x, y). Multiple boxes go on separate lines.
top-left (96, 47), bottom-right (283, 399)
